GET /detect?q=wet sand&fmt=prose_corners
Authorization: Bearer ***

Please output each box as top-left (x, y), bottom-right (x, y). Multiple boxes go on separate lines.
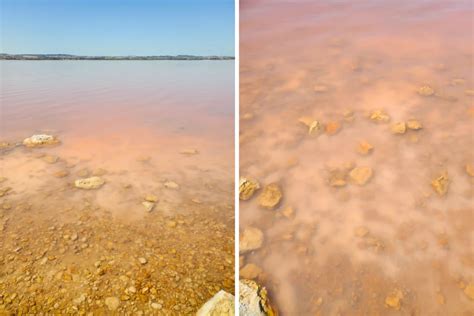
top-left (0, 61), bottom-right (235, 313)
top-left (240, 1), bottom-right (473, 315)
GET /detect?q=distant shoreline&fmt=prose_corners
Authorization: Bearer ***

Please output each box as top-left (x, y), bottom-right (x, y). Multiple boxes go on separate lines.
top-left (0, 54), bottom-right (234, 61)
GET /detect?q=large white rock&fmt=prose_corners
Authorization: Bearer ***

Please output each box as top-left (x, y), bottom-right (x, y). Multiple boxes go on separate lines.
top-left (23, 134), bottom-right (59, 147)
top-left (239, 280), bottom-right (275, 316)
top-left (196, 290), bottom-right (234, 316)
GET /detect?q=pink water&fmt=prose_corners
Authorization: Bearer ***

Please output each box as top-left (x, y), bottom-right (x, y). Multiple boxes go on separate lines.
top-left (0, 60), bottom-right (235, 313)
top-left (240, 1), bottom-right (473, 315)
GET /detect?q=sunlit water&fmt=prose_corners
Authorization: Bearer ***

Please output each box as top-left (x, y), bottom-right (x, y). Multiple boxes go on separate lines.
top-left (0, 61), bottom-right (234, 313)
top-left (240, 1), bottom-right (473, 315)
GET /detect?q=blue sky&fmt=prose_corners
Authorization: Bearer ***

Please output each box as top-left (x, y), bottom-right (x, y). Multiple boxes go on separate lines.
top-left (0, 0), bottom-right (234, 56)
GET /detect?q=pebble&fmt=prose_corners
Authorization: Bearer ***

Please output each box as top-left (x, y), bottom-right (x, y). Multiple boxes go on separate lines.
top-left (325, 121), bottom-right (341, 135)
top-left (369, 110), bottom-right (390, 123)
top-left (138, 257), bottom-right (147, 265)
top-left (104, 296), bottom-right (120, 311)
top-left (298, 116), bottom-right (320, 135)
top-left (417, 85), bottom-right (435, 96)
top-left (164, 181), bottom-right (179, 189)
top-left (349, 167), bottom-right (373, 186)
top-left (53, 170), bottom-right (69, 178)
top-left (431, 172), bottom-right (449, 196)
top-left (406, 119), bottom-right (422, 130)
top-left (391, 122), bottom-right (406, 134)
top-left (142, 201), bottom-right (155, 212)
top-left (357, 141), bottom-right (373, 155)
top-left (385, 289), bottom-right (403, 310)
top-left (180, 149), bottom-right (199, 155)
top-left (151, 302), bottom-right (163, 310)
top-left (144, 194), bottom-right (159, 202)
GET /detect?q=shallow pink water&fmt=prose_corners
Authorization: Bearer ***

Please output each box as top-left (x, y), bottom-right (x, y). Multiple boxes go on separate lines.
top-left (240, 1), bottom-right (473, 315)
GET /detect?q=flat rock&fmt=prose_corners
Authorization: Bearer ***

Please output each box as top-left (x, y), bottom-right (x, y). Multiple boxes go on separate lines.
top-left (239, 177), bottom-right (260, 200)
top-left (349, 167), bottom-right (373, 186)
top-left (196, 290), bottom-right (234, 316)
top-left (104, 296), bottom-right (120, 311)
top-left (391, 122), bottom-right (406, 134)
top-left (240, 263), bottom-right (262, 279)
top-left (431, 172), bottom-right (449, 196)
top-left (23, 134), bottom-right (59, 147)
top-left (239, 279), bottom-right (275, 316)
top-left (240, 227), bottom-right (264, 254)
top-left (258, 183), bottom-right (282, 209)
top-left (144, 194), bottom-right (159, 202)
top-left (180, 148), bottom-right (199, 155)
top-left (74, 176), bottom-right (105, 190)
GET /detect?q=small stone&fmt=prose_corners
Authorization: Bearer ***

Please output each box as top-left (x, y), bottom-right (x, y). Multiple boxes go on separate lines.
top-left (167, 220), bottom-right (177, 228)
top-left (349, 167), bottom-right (373, 186)
top-left (240, 263), bottom-right (262, 279)
top-left (42, 155), bottom-right (59, 164)
top-left (144, 195), bottom-right (159, 202)
top-left (369, 110), bottom-right (390, 123)
top-left (239, 177), bottom-right (260, 200)
top-left (431, 172), bottom-right (449, 196)
top-left (417, 85), bottom-right (434, 96)
top-left (281, 206), bottom-right (294, 218)
top-left (357, 141), bottom-right (373, 155)
top-left (465, 163), bottom-right (474, 177)
top-left (313, 84), bottom-right (328, 92)
top-left (325, 121), bottom-right (341, 135)
top-left (142, 201), bottom-right (155, 212)
top-left (136, 155), bottom-right (151, 162)
top-left (151, 302), bottom-right (163, 310)
top-left (240, 227), bottom-right (264, 254)
top-left (104, 297), bottom-right (120, 311)
top-left (23, 134), bottom-right (59, 147)
top-left (406, 120), bottom-right (423, 130)
top-left (465, 89), bottom-right (474, 96)
top-left (299, 117), bottom-right (320, 135)
top-left (180, 149), bottom-right (199, 155)
top-left (92, 168), bottom-right (108, 176)
top-left (53, 170), bottom-right (69, 178)
top-left (164, 181), bottom-right (179, 189)
top-left (391, 122), bottom-right (406, 134)
top-left (464, 284), bottom-right (474, 300)
top-left (258, 183), bottom-right (282, 209)
top-left (74, 177), bottom-right (105, 190)
top-left (127, 286), bottom-right (137, 294)
top-left (138, 257), bottom-right (147, 265)
top-left (436, 293), bottom-right (445, 305)
top-left (355, 226), bottom-right (369, 237)
top-left (385, 289), bottom-right (403, 310)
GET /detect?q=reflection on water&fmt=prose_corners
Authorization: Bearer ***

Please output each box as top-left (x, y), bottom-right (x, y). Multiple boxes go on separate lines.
top-left (240, 1), bottom-right (473, 315)
top-left (0, 61), bottom-right (234, 313)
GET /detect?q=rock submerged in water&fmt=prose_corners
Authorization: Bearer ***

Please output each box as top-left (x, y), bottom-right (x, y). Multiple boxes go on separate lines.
top-left (298, 116), bottom-right (320, 135)
top-left (240, 227), bottom-right (264, 254)
top-left (142, 201), bottom-right (155, 212)
top-left (196, 290), bottom-right (235, 316)
top-left (240, 263), bottom-right (262, 279)
top-left (369, 110), bottom-right (390, 123)
top-left (239, 279), bottom-right (276, 316)
top-left (431, 172), bottom-right (449, 196)
top-left (385, 289), bottom-right (404, 310)
top-left (349, 167), bottom-right (373, 186)
top-left (239, 177), bottom-right (260, 200)
top-left (258, 183), bottom-right (282, 209)
top-left (74, 176), bottom-right (105, 190)
top-left (391, 122), bottom-right (406, 134)
top-left (23, 134), bottom-right (59, 147)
